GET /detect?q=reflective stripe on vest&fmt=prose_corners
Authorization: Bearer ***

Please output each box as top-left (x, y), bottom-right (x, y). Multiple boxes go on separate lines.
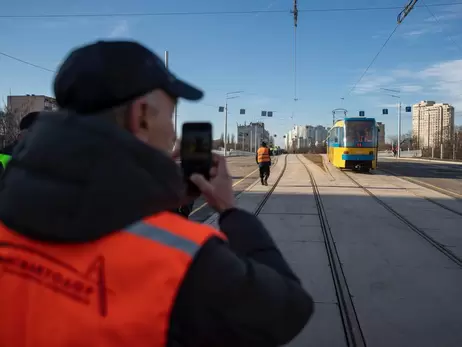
top-left (0, 212), bottom-right (226, 347)
top-left (0, 154), bottom-right (11, 169)
top-left (257, 147), bottom-right (270, 163)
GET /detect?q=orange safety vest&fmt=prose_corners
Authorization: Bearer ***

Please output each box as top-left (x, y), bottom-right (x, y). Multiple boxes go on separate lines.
top-left (257, 147), bottom-right (270, 163)
top-left (0, 212), bottom-right (226, 347)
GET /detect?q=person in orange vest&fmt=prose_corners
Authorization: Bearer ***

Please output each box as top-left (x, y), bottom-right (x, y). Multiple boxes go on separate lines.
top-left (0, 40), bottom-right (313, 347)
top-left (256, 141), bottom-right (272, 185)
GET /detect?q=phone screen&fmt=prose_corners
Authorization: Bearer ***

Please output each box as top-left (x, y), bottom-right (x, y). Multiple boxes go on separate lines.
top-left (181, 130), bottom-right (212, 161)
top-left (180, 123), bottom-right (212, 180)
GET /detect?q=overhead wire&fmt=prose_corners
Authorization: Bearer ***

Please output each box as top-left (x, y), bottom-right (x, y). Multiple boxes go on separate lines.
top-left (345, 24), bottom-right (400, 97)
top-left (0, 3), bottom-right (461, 19)
top-left (421, 0), bottom-right (462, 52)
top-left (0, 51), bottom-right (55, 73)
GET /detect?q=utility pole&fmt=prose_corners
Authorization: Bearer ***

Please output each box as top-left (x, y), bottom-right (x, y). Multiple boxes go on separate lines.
top-left (381, 88), bottom-right (402, 158)
top-left (164, 51), bottom-right (178, 138)
top-left (398, 101), bottom-right (402, 158)
top-left (219, 91), bottom-right (244, 156)
top-left (291, 0), bottom-right (299, 102)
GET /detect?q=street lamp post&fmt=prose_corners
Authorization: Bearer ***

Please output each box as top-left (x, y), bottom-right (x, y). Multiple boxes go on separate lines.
top-left (381, 88), bottom-right (402, 158)
top-left (164, 51), bottom-right (178, 138)
top-left (219, 91), bottom-right (244, 157)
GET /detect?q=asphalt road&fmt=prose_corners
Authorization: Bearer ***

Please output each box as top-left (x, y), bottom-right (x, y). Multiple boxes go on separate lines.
top-left (188, 156), bottom-right (279, 222)
top-left (378, 158), bottom-right (462, 198)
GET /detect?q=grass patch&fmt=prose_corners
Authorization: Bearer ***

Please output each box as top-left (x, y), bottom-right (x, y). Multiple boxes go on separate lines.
top-left (304, 154), bottom-right (325, 172)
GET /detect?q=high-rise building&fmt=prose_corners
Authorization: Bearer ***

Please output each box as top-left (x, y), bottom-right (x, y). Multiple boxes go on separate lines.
top-left (284, 125), bottom-right (328, 150)
top-left (7, 95), bottom-right (58, 120)
top-left (412, 101), bottom-right (455, 148)
top-left (377, 122), bottom-right (385, 146)
top-left (237, 121), bottom-right (270, 152)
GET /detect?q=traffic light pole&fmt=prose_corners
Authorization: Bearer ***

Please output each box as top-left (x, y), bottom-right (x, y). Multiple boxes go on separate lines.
top-left (224, 102), bottom-right (228, 156)
top-left (398, 101), bottom-right (402, 158)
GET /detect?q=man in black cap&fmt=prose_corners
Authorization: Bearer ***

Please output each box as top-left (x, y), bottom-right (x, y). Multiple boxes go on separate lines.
top-left (0, 40), bottom-right (313, 346)
top-left (0, 111), bottom-right (40, 175)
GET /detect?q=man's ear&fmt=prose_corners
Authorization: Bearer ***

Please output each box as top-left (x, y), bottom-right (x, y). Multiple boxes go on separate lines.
top-left (127, 97), bottom-right (149, 133)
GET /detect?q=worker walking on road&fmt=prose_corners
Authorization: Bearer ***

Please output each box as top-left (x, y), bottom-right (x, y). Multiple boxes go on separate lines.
top-left (256, 141), bottom-right (271, 186)
top-left (0, 40), bottom-right (313, 347)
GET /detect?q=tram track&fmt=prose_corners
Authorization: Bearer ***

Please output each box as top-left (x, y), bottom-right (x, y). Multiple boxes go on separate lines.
top-left (377, 168), bottom-right (462, 218)
top-left (253, 154), bottom-right (287, 215)
top-left (342, 170), bottom-right (462, 268)
top-left (293, 155), bottom-right (367, 347)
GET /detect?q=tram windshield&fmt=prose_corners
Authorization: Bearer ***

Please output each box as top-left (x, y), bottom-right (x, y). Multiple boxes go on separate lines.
top-left (345, 120), bottom-right (376, 148)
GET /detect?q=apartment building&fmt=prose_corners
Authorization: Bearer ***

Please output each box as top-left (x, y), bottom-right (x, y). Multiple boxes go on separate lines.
top-left (237, 121), bottom-right (270, 152)
top-left (412, 101), bottom-right (454, 148)
top-left (6, 94), bottom-right (58, 120)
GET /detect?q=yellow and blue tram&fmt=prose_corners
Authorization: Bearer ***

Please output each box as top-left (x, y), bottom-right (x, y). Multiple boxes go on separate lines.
top-left (327, 117), bottom-right (379, 172)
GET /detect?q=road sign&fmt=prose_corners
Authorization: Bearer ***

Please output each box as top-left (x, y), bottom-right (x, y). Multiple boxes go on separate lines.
top-left (405, 106), bottom-right (411, 112)
top-left (382, 109), bottom-right (388, 115)
top-left (359, 111), bottom-right (365, 117)
top-left (240, 109), bottom-right (246, 115)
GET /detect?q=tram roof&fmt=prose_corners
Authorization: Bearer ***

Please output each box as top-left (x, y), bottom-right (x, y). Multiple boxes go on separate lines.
top-left (344, 117), bottom-right (376, 121)
top-left (333, 117), bottom-right (376, 127)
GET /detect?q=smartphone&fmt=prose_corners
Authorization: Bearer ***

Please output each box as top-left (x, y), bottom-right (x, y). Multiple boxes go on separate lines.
top-left (180, 122), bottom-right (213, 196)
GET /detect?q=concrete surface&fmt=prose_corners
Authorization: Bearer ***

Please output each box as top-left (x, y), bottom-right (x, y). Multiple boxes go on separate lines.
top-left (203, 153), bottom-right (462, 347)
top-left (190, 155), bottom-right (273, 222)
top-left (378, 158), bottom-right (462, 198)
top-left (316, 155), bottom-right (462, 347)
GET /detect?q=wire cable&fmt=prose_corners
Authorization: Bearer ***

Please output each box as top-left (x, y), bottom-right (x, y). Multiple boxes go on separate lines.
top-left (0, 51), bottom-right (55, 73)
top-left (0, 3), bottom-right (461, 19)
top-left (422, 0), bottom-right (462, 52)
top-left (293, 26), bottom-right (298, 102)
top-left (345, 24), bottom-right (400, 97)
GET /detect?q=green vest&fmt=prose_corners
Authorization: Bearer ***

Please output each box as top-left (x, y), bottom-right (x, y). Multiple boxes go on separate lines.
top-left (0, 153), bottom-right (12, 169)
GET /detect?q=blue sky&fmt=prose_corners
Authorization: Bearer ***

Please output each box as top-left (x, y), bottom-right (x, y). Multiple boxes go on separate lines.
top-left (1, 0), bottom-right (462, 145)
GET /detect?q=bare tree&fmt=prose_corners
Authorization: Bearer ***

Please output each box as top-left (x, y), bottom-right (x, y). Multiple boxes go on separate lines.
top-left (387, 135), bottom-right (398, 146)
top-left (0, 105), bottom-right (20, 149)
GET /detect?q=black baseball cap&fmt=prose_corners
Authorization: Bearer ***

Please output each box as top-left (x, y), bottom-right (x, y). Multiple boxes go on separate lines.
top-left (53, 40), bottom-right (204, 113)
top-left (19, 111), bottom-right (40, 131)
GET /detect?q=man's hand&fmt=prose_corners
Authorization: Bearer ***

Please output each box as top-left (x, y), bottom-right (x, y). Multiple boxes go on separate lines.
top-left (190, 154), bottom-right (236, 213)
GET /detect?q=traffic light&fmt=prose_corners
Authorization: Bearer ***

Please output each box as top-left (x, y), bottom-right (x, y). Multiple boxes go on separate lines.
top-left (267, 111), bottom-right (273, 117)
top-left (218, 106), bottom-right (224, 112)
top-left (405, 106), bottom-right (412, 112)
top-left (240, 109), bottom-right (246, 115)
top-left (359, 111), bottom-right (365, 117)
top-left (261, 111), bottom-right (267, 117)
top-left (382, 109), bottom-right (388, 115)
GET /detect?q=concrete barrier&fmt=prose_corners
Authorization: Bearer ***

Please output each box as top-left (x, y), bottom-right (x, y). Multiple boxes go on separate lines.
top-left (378, 150), bottom-right (422, 158)
top-left (212, 149), bottom-right (254, 157)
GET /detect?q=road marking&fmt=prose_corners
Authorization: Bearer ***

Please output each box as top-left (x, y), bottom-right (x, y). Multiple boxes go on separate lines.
top-left (189, 167), bottom-right (260, 216)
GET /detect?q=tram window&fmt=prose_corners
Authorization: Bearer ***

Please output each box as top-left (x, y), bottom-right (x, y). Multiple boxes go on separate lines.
top-left (345, 121), bottom-right (376, 147)
top-left (338, 127), bottom-right (345, 147)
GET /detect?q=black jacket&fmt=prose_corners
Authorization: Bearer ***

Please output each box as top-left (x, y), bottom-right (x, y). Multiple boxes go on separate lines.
top-left (0, 112), bottom-right (313, 346)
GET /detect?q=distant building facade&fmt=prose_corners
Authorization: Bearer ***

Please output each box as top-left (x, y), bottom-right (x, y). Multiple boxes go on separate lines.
top-left (412, 101), bottom-right (455, 148)
top-left (284, 125), bottom-right (328, 150)
top-left (377, 122), bottom-right (385, 147)
top-left (7, 94), bottom-right (58, 120)
top-left (237, 121), bottom-right (270, 152)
